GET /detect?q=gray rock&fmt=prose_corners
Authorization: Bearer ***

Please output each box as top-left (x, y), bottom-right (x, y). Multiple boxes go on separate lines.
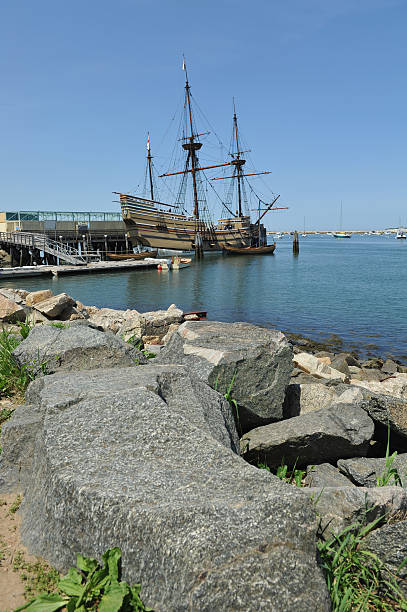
top-left (330, 354), bottom-right (351, 378)
top-left (12, 322), bottom-right (147, 375)
top-left (360, 368), bottom-right (388, 382)
top-left (363, 520), bottom-right (407, 597)
top-left (362, 358), bottom-right (384, 369)
top-left (359, 391), bottom-right (407, 439)
top-left (3, 365), bottom-right (330, 611)
top-left (338, 454), bottom-right (407, 487)
top-left (33, 292), bottom-right (75, 319)
top-left (343, 354), bottom-right (362, 368)
top-left (156, 321), bottom-right (293, 431)
top-left (240, 404), bottom-right (374, 468)
top-left (283, 383), bottom-right (337, 418)
top-left (382, 359), bottom-right (398, 375)
top-left (304, 463), bottom-right (355, 488)
top-left (301, 486), bottom-right (407, 538)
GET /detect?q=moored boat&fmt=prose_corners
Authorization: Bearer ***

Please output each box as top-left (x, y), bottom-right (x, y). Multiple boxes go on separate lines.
top-left (106, 250), bottom-right (157, 260)
top-left (223, 243), bottom-right (276, 255)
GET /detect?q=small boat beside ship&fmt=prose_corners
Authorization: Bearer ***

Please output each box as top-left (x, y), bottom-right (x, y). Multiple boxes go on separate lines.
top-left (106, 250), bottom-right (157, 261)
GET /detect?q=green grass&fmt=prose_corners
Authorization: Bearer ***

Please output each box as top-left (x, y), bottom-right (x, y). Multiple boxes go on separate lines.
top-left (377, 422), bottom-right (403, 487)
top-left (0, 329), bottom-right (35, 397)
top-left (258, 459), bottom-right (306, 487)
top-left (318, 516), bottom-right (407, 611)
top-left (13, 551), bottom-right (60, 601)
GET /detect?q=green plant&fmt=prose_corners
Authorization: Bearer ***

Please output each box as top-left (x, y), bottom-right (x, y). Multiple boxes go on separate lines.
top-left (8, 493), bottom-right (22, 514)
top-left (50, 322), bottom-right (69, 329)
top-left (318, 516), bottom-right (407, 611)
top-left (17, 317), bottom-right (35, 340)
top-left (16, 547), bottom-right (151, 611)
top-left (222, 371), bottom-right (241, 433)
top-left (13, 551), bottom-right (60, 599)
top-left (0, 329), bottom-right (35, 396)
top-left (258, 459), bottom-right (305, 487)
top-left (377, 423), bottom-right (403, 487)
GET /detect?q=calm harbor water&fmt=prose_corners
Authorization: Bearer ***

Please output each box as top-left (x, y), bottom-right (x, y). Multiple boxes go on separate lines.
top-left (1, 235), bottom-right (406, 360)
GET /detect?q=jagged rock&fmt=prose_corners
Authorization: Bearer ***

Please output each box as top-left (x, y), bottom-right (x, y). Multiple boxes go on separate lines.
top-left (382, 359), bottom-right (398, 375)
top-left (362, 358), bottom-right (384, 369)
top-left (0, 289), bottom-right (27, 322)
top-left (33, 293), bottom-right (75, 319)
top-left (351, 387), bottom-right (407, 438)
top-left (240, 404), bottom-right (374, 468)
top-left (358, 368), bottom-right (389, 382)
top-left (141, 335), bottom-right (161, 345)
top-left (344, 354), bottom-right (362, 368)
top-left (156, 320), bottom-right (293, 430)
top-left (87, 307), bottom-right (131, 334)
top-left (363, 521), bottom-right (407, 597)
top-left (301, 486), bottom-right (407, 538)
top-left (337, 454), bottom-right (407, 487)
top-left (12, 322), bottom-right (147, 376)
top-left (161, 322), bottom-right (180, 344)
top-left (331, 386), bottom-right (364, 405)
top-left (293, 352), bottom-right (347, 382)
top-left (304, 463), bottom-right (355, 488)
top-left (25, 289), bottom-right (53, 307)
top-left (330, 354), bottom-right (351, 378)
top-left (283, 383), bottom-right (337, 418)
top-left (352, 375), bottom-right (407, 400)
top-left (2, 366), bottom-right (331, 611)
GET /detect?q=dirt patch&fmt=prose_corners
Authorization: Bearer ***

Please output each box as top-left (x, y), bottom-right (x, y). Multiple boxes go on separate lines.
top-left (0, 493), bottom-right (59, 612)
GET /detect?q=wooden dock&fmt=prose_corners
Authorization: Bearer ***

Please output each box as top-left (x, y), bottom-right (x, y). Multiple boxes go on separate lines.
top-left (0, 258), bottom-right (165, 280)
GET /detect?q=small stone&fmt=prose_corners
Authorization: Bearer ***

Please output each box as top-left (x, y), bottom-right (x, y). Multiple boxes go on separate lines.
top-left (33, 293), bottom-right (75, 319)
top-left (25, 290), bottom-right (53, 307)
top-left (382, 359), bottom-right (398, 375)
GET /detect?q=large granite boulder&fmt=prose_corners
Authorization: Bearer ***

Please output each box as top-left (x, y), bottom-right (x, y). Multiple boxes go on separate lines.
top-left (11, 322), bottom-right (147, 375)
top-left (0, 288), bottom-right (27, 322)
top-left (301, 486), bottom-right (407, 538)
top-left (283, 383), bottom-right (338, 418)
top-left (338, 454), bottom-right (407, 487)
top-left (32, 292), bottom-right (75, 319)
top-left (156, 321), bottom-right (293, 431)
top-left (355, 388), bottom-right (407, 439)
top-left (240, 404), bottom-right (374, 468)
top-left (1, 365), bottom-right (330, 611)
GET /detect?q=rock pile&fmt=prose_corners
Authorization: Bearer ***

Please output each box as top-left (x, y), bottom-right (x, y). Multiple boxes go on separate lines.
top-left (1, 289), bottom-right (407, 609)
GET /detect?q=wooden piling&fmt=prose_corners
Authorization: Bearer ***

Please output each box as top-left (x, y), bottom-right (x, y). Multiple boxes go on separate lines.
top-left (293, 231), bottom-right (299, 254)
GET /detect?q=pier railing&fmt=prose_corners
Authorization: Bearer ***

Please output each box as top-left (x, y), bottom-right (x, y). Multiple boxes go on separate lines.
top-left (0, 232), bottom-right (101, 265)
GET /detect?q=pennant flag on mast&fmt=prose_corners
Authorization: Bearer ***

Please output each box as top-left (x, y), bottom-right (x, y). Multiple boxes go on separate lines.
top-left (147, 132), bottom-right (150, 152)
top-left (182, 57), bottom-right (186, 71)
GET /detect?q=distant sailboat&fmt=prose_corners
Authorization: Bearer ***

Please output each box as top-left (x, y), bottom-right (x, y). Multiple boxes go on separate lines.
top-left (333, 201), bottom-right (351, 238)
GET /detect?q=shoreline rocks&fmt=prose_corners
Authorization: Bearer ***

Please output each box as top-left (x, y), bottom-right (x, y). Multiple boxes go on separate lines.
top-left (1, 286), bottom-right (407, 609)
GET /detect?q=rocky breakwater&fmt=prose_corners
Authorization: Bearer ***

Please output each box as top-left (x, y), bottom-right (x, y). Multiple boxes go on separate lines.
top-left (0, 295), bottom-right (331, 611)
top-left (1, 288), bottom-right (407, 608)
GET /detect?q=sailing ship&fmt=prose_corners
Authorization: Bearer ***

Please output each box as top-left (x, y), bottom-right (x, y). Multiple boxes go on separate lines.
top-left (332, 202), bottom-right (351, 238)
top-left (116, 62), bottom-right (285, 254)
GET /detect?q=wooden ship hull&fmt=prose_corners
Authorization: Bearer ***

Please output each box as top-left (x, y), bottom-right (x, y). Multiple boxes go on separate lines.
top-left (222, 243), bottom-right (276, 255)
top-left (120, 194), bottom-right (266, 252)
top-left (106, 250), bottom-right (157, 260)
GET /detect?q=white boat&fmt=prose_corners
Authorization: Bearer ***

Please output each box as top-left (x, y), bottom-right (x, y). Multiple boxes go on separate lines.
top-left (158, 256), bottom-right (192, 270)
top-left (396, 230), bottom-right (406, 239)
top-left (332, 232), bottom-right (351, 238)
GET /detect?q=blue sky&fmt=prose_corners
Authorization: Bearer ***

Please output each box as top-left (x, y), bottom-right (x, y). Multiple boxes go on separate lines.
top-left (0, 0), bottom-right (406, 230)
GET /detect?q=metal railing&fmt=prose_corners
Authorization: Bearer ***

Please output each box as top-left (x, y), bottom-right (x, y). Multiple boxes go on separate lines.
top-left (0, 232), bottom-right (101, 265)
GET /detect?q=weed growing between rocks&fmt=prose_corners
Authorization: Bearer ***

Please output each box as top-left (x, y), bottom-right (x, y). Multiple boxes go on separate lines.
top-left (258, 460), bottom-right (306, 487)
top-left (0, 329), bottom-right (35, 397)
top-left (16, 547), bottom-right (151, 612)
top-left (317, 515), bottom-right (407, 611)
top-left (377, 423), bottom-right (404, 487)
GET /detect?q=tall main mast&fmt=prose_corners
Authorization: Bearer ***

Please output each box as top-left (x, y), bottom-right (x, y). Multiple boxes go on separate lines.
top-left (231, 103), bottom-right (246, 217)
top-left (183, 67), bottom-right (202, 219)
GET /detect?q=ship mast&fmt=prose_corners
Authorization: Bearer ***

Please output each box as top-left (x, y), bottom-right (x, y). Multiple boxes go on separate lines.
top-left (232, 101), bottom-right (245, 217)
top-left (146, 133), bottom-right (154, 201)
top-left (211, 102), bottom-right (271, 218)
top-left (159, 59), bottom-right (232, 219)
